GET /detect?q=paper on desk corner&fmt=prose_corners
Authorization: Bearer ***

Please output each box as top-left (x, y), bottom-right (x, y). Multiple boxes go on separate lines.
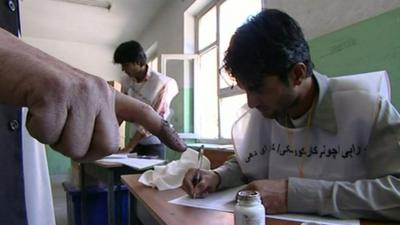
top-left (169, 185), bottom-right (244, 212)
top-left (102, 153), bottom-right (129, 159)
top-left (138, 148), bottom-right (210, 191)
top-left (169, 185), bottom-right (360, 225)
top-left (268, 214), bottom-right (359, 225)
top-left (96, 157), bottom-right (164, 170)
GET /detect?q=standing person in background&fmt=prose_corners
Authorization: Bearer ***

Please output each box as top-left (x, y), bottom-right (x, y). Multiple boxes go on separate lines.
top-left (114, 40), bottom-right (179, 159)
top-left (181, 9), bottom-right (400, 221)
top-left (0, 2), bottom-right (186, 224)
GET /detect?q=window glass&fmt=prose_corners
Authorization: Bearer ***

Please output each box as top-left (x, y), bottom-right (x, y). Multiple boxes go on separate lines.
top-left (149, 57), bottom-right (158, 72)
top-left (197, 47), bottom-right (219, 138)
top-left (219, 94), bottom-right (247, 138)
top-left (219, 0), bottom-right (261, 88)
top-left (198, 6), bottom-right (216, 50)
top-left (195, 0), bottom-right (261, 140)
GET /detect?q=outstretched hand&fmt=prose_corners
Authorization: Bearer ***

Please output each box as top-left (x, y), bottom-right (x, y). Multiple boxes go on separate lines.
top-left (0, 28), bottom-right (186, 162)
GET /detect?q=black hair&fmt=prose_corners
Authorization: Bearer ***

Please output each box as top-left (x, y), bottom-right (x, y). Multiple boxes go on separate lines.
top-left (113, 40), bottom-right (147, 66)
top-left (223, 9), bottom-right (314, 90)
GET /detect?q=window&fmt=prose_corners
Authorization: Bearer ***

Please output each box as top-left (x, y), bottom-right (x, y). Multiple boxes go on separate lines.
top-left (195, 0), bottom-right (261, 141)
top-left (149, 56), bottom-right (159, 72)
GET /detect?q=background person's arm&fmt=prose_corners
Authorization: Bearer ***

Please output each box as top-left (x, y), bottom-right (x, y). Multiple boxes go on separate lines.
top-left (119, 131), bottom-right (144, 153)
top-left (151, 79), bottom-right (179, 119)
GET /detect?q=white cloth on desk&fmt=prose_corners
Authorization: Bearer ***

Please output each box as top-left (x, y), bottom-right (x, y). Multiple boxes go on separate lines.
top-left (139, 148), bottom-right (210, 191)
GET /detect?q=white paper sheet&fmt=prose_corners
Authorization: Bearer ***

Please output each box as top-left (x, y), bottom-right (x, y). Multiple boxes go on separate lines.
top-left (96, 157), bottom-right (165, 170)
top-left (267, 214), bottom-right (359, 225)
top-left (169, 185), bottom-right (243, 212)
top-left (169, 186), bottom-right (360, 225)
top-left (102, 153), bottom-right (130, 159)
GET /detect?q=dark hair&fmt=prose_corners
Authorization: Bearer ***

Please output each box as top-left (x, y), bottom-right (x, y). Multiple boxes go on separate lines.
top-left (223, 9), bottom-right (314, 90)
top-left (113, 40), bottom-right (147, 66)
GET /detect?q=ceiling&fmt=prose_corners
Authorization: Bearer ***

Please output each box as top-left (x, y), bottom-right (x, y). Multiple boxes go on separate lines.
top-left (20, 0), bottom-right (168, 46)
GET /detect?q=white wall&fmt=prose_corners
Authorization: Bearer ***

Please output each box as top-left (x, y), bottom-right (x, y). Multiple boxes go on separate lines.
top-left (138, 0), bottom-right (196, 58)
top-left (22, 37), bottom-right (120, 81)
top-left (264, 0), bottom-right (400, 39)
top-left (20, 0), bottom-right (123, 82)
top-left (19, 0), bottom-right (167, 83)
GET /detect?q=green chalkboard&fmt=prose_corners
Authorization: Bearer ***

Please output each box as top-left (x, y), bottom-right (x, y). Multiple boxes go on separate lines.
top-left (309, 7), bottom-right (400, 109)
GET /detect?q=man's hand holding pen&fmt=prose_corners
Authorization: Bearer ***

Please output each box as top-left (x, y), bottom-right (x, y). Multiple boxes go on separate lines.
top-left (181, 146), bottom-right (221, 198)
top-left (191, 147), bottom-right (204, 198)
top-left (181, 168), bottom-right (220, 198)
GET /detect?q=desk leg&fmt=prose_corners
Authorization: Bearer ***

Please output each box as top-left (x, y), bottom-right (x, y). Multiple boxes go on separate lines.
top-left (115, 184), bottom-right (122, 225)
top-left (128, 193), bottom-right (141, 225)
top-left (107, 171), bottom-right (116, 225)
top-left (80, 163), bottom-right (87, 225)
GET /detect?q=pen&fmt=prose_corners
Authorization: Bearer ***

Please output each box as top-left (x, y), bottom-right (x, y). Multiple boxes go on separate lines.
top-left (192, 145), bottom-right (204, 198)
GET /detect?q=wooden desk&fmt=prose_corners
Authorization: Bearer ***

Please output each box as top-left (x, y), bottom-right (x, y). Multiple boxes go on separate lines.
top-left (80, 161), bottom-right (140, 225)
top-left (186, 144), bottom-right (234, 169)
top-left (121, 174), bottom-right (396, 225)
top-left (202, 148), bottom-right (234, 169)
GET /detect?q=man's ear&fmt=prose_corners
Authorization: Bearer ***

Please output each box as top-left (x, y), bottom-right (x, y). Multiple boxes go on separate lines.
top-left (290, 63), bottom-right (307, 86)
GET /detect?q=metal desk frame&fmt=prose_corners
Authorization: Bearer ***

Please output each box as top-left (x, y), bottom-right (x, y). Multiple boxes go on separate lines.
top-left (79, 161), bottom-right (139, 225)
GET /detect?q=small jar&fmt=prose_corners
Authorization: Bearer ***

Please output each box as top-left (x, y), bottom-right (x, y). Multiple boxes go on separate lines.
top-left (234, 190), bottom-right (266, 225)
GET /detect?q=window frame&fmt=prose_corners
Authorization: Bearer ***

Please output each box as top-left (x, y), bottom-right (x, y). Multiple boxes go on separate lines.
top-left (194, 0), bottom-right (250, 143)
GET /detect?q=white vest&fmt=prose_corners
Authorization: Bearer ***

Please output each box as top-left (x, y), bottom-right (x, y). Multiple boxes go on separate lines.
top-left (123, 69), bottom-right (178, 143)
top-left (125, 71), bottom-right (174, 108)
top-left (232, 73), bottom-right (387, 182)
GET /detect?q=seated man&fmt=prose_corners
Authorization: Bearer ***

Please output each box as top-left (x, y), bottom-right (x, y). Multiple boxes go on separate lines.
top-left (181, 9), bottom-right (400, 221)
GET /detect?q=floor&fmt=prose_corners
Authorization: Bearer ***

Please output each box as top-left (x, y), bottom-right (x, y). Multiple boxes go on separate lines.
top-left (51, 174), bottom-right (69, 225)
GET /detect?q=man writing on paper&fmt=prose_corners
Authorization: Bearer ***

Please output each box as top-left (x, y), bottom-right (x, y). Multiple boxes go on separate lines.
top-left (181, 9), bottom-right (400, 221)
top-left (114, 41), bottom-right (179, 159)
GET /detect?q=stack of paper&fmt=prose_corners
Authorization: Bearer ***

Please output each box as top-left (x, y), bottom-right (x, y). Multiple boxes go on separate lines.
top-left (97, 154), bottom-right (165, 170)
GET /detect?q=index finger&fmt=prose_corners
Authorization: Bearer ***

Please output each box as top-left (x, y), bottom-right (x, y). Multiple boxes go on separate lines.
top-left (114, 92), bottom-right (187, 152)
top-left (114, 92), bottom-right (162, 133)
top-left (192, 178), bottom-right (209, 198)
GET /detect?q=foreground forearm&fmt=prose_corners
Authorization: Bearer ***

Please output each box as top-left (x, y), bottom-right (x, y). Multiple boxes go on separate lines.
top-left (1, 28), bottom-right (121, 160)
top-left (0, 28), bottom-right (48, 105)
top-left (288, 175), bottom-right (400, 221)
